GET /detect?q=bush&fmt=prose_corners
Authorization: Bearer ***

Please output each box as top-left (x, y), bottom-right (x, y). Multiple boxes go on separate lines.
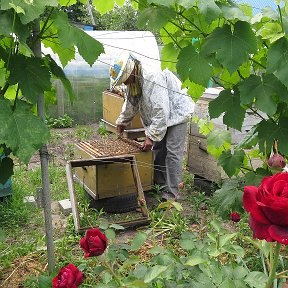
top-left (45, 114), bottom-right (74, 128)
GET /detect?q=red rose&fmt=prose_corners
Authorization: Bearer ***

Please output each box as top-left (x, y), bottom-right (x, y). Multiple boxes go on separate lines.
top-left (230, 212), bottom-right (241, 222)
top-left (52, 263), bottom-right (84, 288)
top-left (243, 172), bottom-right (288, 244)
top-left (80, 228), bottom-right (108, 258)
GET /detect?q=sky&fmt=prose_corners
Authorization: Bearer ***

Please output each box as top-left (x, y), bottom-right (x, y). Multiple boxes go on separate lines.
top-left (234, 0), bottom-right (278, 13)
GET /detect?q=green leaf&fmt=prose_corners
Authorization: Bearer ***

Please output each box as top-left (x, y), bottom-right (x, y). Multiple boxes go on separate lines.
top-left (244, 169), bottom-right (269, 186)
top-left (223, 245), bottom-right (245, 258)
top-left (73, 28), bottom-right (105, 66)
top-left (177, 0), bottom-right (196, 9)
top-left (180, 239), bottom-right (195, 250)
top-left (130, 232), bottom-right (147, 251)
top-left (256, 22), bottom-right (284, 43)
top-left (182, 79), bottom-right (206, 102)
top-left (208, 89), bottom-right (246, 131)
top-left (104, 228), bottom-right (116, 240)
top-left (257, 117), bottom-right (288, 155)
top-left (45, 55), bottom-right (76, 102)
top-left (109, 223), bottom-right (125, 230)
top-left (0, 99), bottom-right (50, 163)
top-left (0, 10), bottom-right (30, 42)
top-left (161, 43), bottom-right (179, 72)
top-left (239, 74), bottom-right (280, 116)
top-left (218, 3), bottom-right (249, 21)
top-left (218, 149), bottom-right (245, 177)
top-left (137, 6), bottom-right (176, 30)
top-left (219, 233), bottom-right (236, 247)
top-left (177, 44), bottom-right (212, 86)
top-left (125, 280), bottom-right (148, 288)
top-left (267, 37), bottom-right (288, 88)
top-left (1, 0), bottom-right (58, 24)
top-left (148, 0), bottom-right (175, 7)
top-left (198, 0), bottom-right (222, 24)
top-left (202, 21), bottom-right (257, 74)
top-left (59, 0), bottom-right (77, 5)
top-left (185, 257), bottom-right (207, 266)
top-left (0, 156), bottom-right (14, 184)
top-left (92, 0), bottom-right (115, 15)
top-left (38, 275), bottom-right (53, 288)
top-left (8, 55), bottom-right (52, 103)
top-left (144, 265), bottom-right (168, 283)
top-left (236, 127), bottom-right (258, 149)
top-left (213, 179), bottom-right (244, 218)
top-left (207, 130), bottom-right (231, 148)
top-left (244, 271), bottom-right (269, 288)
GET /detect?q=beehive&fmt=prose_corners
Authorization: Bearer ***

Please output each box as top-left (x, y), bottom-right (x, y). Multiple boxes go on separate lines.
top-left (187, 88), bottom-right (262, 183)
top-left (74, 138), bottom-right (153, 199)
top-left (101, 91), bottom-right (145, 139)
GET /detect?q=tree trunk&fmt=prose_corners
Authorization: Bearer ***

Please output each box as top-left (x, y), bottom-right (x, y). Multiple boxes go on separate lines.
top-left (32, 20), bottom-right (55, 273)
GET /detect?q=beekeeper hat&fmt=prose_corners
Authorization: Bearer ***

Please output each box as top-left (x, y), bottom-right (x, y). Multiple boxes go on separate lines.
top-left (110, 52), bottom-right (135, 88)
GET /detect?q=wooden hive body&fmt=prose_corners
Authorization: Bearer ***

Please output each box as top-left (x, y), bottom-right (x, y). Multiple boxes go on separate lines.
top-left (74, 138), bottom-right (153, 199)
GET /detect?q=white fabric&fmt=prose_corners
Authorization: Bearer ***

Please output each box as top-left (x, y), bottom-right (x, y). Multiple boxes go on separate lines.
top-left (116, 67), bottom-right (195, 142)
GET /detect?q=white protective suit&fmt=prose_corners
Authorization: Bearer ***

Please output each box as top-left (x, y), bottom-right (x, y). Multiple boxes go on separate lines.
top-left (116, 68), bottom-right (195, 142)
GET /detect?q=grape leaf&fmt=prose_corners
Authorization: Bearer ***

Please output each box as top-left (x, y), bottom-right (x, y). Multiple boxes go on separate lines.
top-left (161, 43), bottom-right (179, 72)
top-left (198, 0), bottom-right (222, 24)
top-left (244, 168), bottom-right (271, 186)
top-left (257, 117), bottom-right (288, 155)
top-left (208, 89), bottom-right (246, 131)
top-left (177, 0), bottom-right (196, 9)
top-left (182, 79), bottom-right (205, 102)
top-left (91, 0), bottom-right (115, 15)
top-left (218, 149), bottom-right (245, 177)
top-left (59, 0), bottom-right (77, 6)
top-left (148, 0), bottom-right (175, 7)
top-left (73, 28), bottom-right (105, 66)
top-left (207, 130), bottom-right (231, 148)
top-left (238, 74), bottom-right (280, 116)
top-left (45, 55), bottom-right (76, 101)
top-left (8, 55), bottom-right (52, 103)
top-left (177, 44), bottom-right (212, 86)
top-left (0, 10), bottom-right (29, 42)
top-left (217, 3), bottom-right (249, 21)
top-left (1, 0), bottom-right (58, 24)
top-left (267, 37), bottom-right (288, 88)
top-left (137, 6), bottom-right (176, 30)
top-left (0, 99), bottom-right (50, 163)
top-left (202, 21), bottom-right (257, 74)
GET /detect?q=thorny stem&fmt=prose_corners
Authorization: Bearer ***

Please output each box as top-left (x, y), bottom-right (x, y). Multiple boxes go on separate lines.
top-left (103, 260), bottom-right (122, 286)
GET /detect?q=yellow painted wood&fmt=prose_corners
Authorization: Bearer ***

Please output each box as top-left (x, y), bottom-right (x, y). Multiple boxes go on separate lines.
top-left (102, 91), bottom-right (143, 129)
top-left (74, 144), bottom-right (154, 199)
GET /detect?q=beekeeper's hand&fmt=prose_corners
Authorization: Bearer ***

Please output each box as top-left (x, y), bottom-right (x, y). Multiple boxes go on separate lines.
top-left (141, 137), bottom-right (153, 151)
top-left (116, 125), bottom-right (125, 136)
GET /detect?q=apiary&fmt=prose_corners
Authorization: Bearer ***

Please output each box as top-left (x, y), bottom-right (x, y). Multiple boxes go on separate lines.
top-left (101, 91), bottom-right (145, 139)
top-left (74, 137), bottom-right (153, 199)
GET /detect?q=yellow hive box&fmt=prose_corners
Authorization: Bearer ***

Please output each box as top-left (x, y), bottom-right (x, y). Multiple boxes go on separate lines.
top-left (74, 139), bottom-right (153, 199)
top-left (102, 91), bottom-right (143, 129)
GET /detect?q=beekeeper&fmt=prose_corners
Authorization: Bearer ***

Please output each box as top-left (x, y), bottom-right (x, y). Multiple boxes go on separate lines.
top-left (109, 52), bottom-right (195, 200)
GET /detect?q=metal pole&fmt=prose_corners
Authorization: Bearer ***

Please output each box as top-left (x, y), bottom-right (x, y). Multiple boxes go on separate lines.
top-left (32, 20), bottom-right (55, 273)
top-left (87, 0), bottom-right (95, 25)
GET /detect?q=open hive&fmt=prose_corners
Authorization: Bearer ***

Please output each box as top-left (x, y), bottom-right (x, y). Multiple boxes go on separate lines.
top-left (74, 137), bottom-right (153, 199)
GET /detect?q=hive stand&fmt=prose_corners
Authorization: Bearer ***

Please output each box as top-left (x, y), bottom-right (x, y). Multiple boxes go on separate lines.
top-left (66, 154), bottom-right (150, 233)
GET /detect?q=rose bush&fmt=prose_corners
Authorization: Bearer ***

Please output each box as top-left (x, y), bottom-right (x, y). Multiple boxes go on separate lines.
top-left (243, 172), bottom-right (288, 244)
top-left (52, 263), bottom-right (84, 288)
top-left (80, 228), bottom-right (108, 258)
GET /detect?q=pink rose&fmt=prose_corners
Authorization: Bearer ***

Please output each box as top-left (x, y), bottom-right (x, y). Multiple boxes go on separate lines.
top-left (243, 172), bottom-right (288, 244)
top-left (80, 228), bottom-right (108, 258)
top-left (230, 212), bottom-right (241, 222)
top-left (52, 263), bottom-right (84, 288)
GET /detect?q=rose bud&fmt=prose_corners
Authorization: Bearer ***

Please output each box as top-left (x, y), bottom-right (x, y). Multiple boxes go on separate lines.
top-left (80, 228), bottom-right (108, 258)
top-left (52, 263), bottom-right (84, 288)
top-left (268, 153), bottom-right (286, 168)
top-left (230, 212), bottom-right (241, 222)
